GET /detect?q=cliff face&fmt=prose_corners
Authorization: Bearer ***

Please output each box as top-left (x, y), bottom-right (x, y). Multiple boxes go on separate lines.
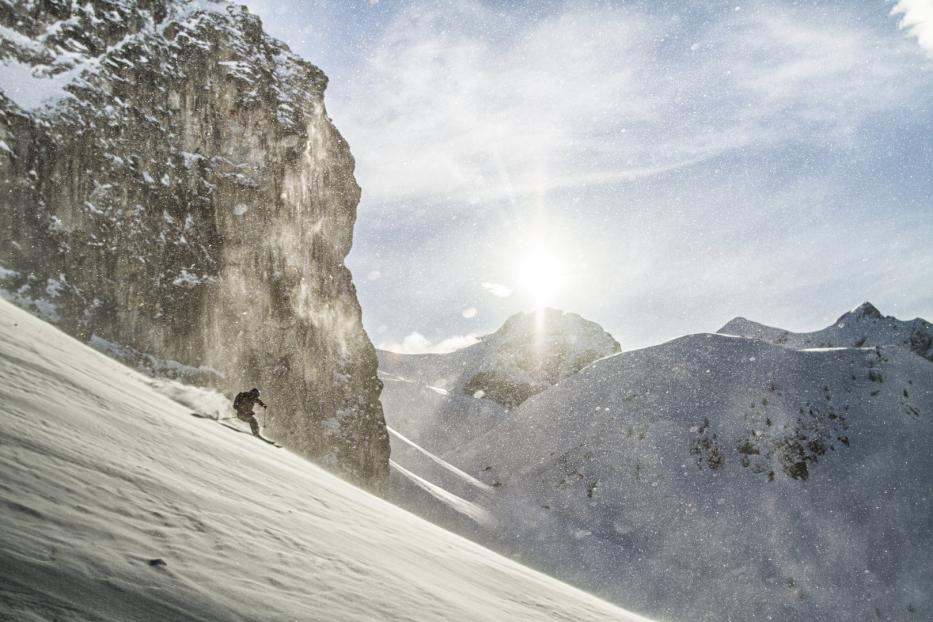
top-left (0, 0), bottom-right (389, 492)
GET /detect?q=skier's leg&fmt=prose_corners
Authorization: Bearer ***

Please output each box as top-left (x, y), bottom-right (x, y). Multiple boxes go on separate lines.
top-left (247, 414), bottom-right (260, 436)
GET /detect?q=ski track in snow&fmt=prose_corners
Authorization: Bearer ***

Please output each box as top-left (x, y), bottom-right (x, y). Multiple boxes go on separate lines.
top-left (389, 460), bottom-right (494, 527)
top-left (0, 298), bottom-right (652, 622)
top-left (388, 426), bottom-right (493, 493)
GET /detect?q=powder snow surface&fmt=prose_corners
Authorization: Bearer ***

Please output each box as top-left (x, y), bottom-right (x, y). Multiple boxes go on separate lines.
top-left (0, 299), bottom-right (650, 622)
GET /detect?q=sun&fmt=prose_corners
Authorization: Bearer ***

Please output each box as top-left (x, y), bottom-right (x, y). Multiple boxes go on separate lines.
top-left (515, 250), bottom-right (564, 307)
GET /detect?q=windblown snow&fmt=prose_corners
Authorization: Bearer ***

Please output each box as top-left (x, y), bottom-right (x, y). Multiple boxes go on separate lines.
top-left (0, 298), bottom-right (651, 622)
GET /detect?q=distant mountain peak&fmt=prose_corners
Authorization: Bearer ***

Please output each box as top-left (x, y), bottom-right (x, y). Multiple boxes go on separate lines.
top-left (494, 308), bottom-right (614, 339)
top-left (720, 316), bottom-right (760, 330)
top-left (464, 308), bottom-right (620, 408)
top-left (838, 301), bottom-right (883, 323)
top-left (378, 308), bottom-right (620, 414)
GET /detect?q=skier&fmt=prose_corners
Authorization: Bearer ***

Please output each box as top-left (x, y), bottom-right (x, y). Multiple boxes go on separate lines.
top-left (233, 387), bottom-right (266, 437)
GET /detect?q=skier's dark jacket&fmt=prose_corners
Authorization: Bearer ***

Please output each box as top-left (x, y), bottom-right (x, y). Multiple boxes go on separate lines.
top-left (234, 392), bottom-right (266, 415)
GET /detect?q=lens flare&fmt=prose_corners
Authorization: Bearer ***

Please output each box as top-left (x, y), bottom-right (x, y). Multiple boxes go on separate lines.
top-left (516, 251), bottom-right (563, 307)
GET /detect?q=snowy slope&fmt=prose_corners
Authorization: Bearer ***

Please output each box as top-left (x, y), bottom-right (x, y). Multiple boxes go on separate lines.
top-left (379, 309), bottom-right (620, 531)
top-left (719, 302), bottom-right (933, 361)
top-left (377, 305), bottom-right (933, 621)
top-left (0, 298), bottom-right (651, 622)
top-left (377, 362), bottom-right (507, 456)
top-left (448, 331), bottom-right (933, 621)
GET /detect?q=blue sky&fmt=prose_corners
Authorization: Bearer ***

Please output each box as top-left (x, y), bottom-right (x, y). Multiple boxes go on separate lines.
top-left (244, 0), bottom-right (933, 352)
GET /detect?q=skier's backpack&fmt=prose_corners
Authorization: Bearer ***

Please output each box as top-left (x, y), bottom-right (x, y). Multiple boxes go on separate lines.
top-left (233, 392), bottom-right (246, 411)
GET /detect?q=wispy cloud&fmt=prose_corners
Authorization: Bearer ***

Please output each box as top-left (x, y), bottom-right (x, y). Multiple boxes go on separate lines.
top-left (334, 2), bottom-right (930, 205)
top-left (378, 331), bottom-right (479, 354)
top-left (247, 0), bottom-right (933, 351)
top-left (481, 282), bottom-right (512, 298)
top-left (893, 0), bottom-right (933, 56)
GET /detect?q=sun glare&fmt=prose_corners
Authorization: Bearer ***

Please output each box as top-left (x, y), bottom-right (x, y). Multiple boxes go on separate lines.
top-left (516, 251), bottom-right (564, 307)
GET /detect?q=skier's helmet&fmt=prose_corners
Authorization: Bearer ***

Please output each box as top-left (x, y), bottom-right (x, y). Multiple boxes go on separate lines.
top-left (250, 387), bottom-right (260, 397)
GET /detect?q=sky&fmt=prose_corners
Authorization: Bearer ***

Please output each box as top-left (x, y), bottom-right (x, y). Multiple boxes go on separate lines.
top-left (243, 0), bottom-right (933, 353)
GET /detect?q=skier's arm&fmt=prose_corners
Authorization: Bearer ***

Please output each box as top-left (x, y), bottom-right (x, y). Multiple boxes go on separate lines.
top-left (258, 399), bottom-right (267, 408)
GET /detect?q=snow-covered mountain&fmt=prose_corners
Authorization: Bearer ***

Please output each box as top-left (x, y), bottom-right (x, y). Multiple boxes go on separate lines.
top-left (0, 297), bottom-right (653, 622)
top-left (719, 301), bottom-right (933, 361)
top-left (379, 308), bottom-right (619, 453)
top-left (0, 0), bottom-right (388, 490)
top-left (380, 306), bottom-right (933, 621)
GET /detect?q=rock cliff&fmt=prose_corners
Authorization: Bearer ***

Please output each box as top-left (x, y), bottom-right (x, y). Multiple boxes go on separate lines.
top-left (0, 0), bottom-right (389, 492)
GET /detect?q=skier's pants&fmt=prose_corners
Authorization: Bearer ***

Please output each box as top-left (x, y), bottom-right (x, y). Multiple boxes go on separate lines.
top-left (235, 410), bottom-right (260, 436)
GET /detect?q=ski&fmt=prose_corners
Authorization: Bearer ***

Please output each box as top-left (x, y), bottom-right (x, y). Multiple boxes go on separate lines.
top-left (218, 421), bottom-right (283, 448)
top-left (191, 413), bottom-right (282, 447)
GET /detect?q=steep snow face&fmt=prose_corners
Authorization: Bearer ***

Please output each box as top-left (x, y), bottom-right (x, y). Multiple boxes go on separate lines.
top-left (0, 298), bottom-right (652, 622)
top-left (446, 331), bottom-right (933, 622)
top-left (0, 1), bottom-right (388, 490)
top-left (719, 302), bottom-right (933, 362)
top-left (379, 308), bottom-right (620, 454)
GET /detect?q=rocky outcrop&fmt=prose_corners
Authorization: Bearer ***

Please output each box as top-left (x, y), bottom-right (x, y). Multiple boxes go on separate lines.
top-left (0, 0), bottom-right (389, 492)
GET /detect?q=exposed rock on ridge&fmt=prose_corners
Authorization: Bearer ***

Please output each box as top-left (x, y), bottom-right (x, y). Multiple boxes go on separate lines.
top-left (0, 0), bottom-right (389, 491)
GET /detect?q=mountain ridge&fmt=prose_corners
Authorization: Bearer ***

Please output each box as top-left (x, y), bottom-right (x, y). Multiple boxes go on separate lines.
top-left (718, 301), bottom-right (932, 361)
